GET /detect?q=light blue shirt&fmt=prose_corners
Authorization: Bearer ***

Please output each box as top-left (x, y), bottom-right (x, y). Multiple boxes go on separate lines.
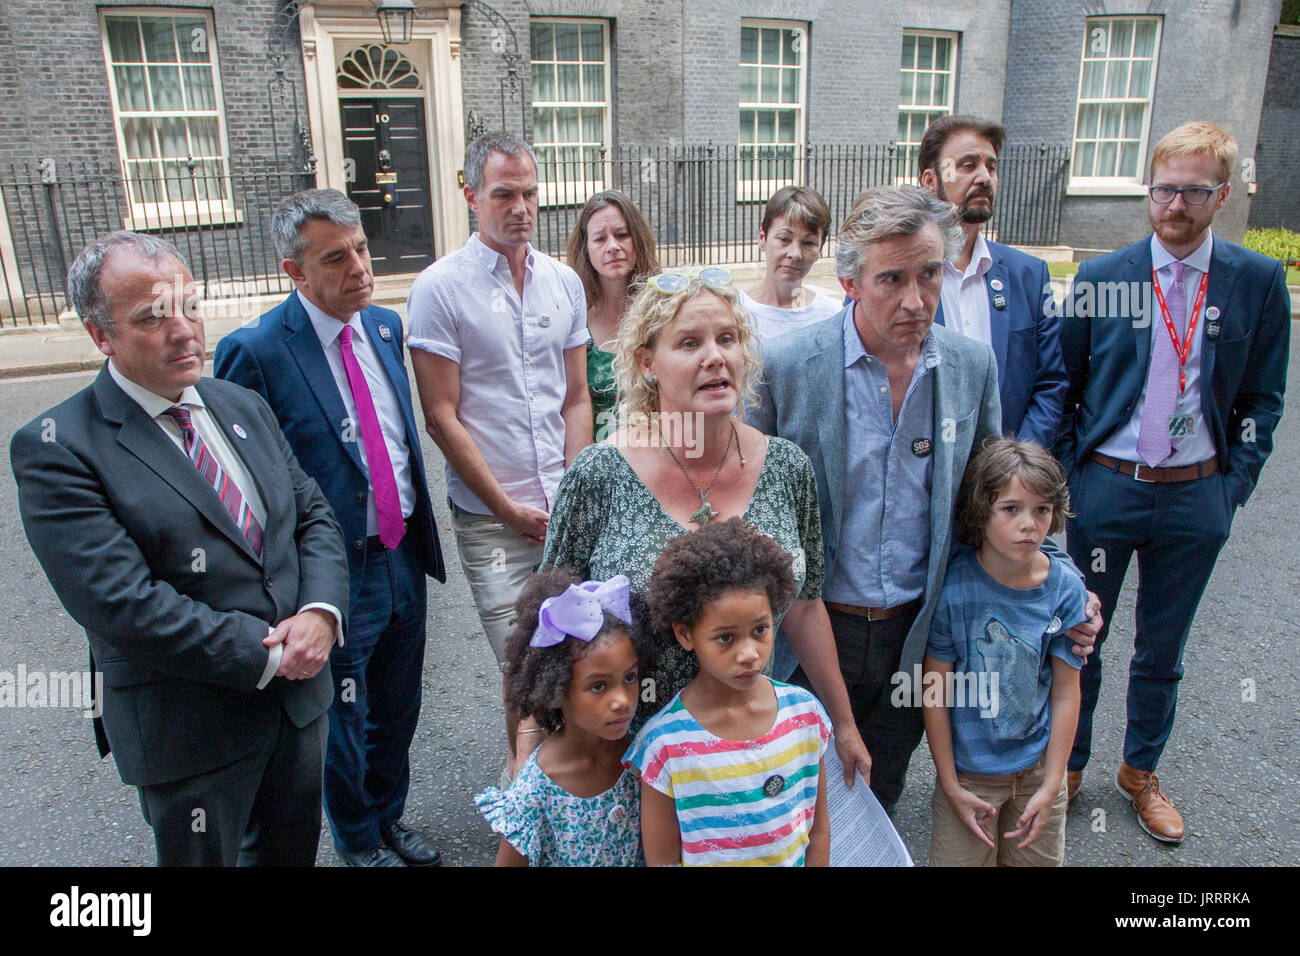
top-left (823, 309), bottom-right (939, 608)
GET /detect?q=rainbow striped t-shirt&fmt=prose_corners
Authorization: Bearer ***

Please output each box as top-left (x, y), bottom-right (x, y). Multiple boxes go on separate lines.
top-left (623, 679), bottom-right (831, 866)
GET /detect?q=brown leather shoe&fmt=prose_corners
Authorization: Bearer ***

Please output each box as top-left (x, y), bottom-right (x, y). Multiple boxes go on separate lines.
top-left (1067, 770), bottom-right (1083, 808)
top-left (1116, 763), bottom-right (1184, 843)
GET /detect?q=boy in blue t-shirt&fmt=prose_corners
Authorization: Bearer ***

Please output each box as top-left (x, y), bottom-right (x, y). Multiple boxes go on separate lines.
top-left (923, 438), bottom-right (1087, 866)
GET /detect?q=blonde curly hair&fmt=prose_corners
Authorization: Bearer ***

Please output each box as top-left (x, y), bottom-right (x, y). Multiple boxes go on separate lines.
top-left (612, 274), bottom-right (763, 420)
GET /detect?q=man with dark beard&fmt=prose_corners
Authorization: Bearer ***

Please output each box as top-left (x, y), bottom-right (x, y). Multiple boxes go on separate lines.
top-left (918, 116), bottom-right (1068, 448)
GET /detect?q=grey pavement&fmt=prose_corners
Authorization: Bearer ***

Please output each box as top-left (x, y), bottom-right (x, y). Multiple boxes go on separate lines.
top-left (0, 336), bottom-right (1296, 867)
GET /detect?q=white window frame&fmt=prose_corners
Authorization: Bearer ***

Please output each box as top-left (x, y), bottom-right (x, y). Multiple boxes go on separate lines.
top-left (896, 29), bottom-right (958, 185)
top-left (529, 18), bottom-right (611, 208)
top-left (737, 19), bottom-right (807, 202)
top-left (101, 8), bottom-right (240, 229)
top-left (1067, 15), bottom-right (1162, 197)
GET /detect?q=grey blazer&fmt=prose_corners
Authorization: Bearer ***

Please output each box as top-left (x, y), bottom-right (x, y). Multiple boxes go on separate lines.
top-left (748, 308), bottom-right (1002, 674)
top-left (10, 367), bottom-right (349, 786)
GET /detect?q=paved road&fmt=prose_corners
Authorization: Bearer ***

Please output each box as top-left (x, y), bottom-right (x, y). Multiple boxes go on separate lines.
top-left (1, 343), bottom-right (1296, 866)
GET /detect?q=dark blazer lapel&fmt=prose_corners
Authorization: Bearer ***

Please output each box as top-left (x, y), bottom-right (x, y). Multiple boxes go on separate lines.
top-left (986, 252), bottom-right (1011, 374)
top-left (95, 370), bottom-right (259, 563)
top-left (1129, 242), bottom-right (1156, 371)
top-left (811, 318), bottom-right (848, 543)
top-left (1199, 238), bottom-right (1239, 421)
top-left (933, 299), bottom-right (948, 328)
top-left (283, 295), bottom-right (367, 475)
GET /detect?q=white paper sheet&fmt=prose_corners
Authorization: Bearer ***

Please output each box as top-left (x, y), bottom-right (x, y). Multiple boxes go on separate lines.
top-left (824, 744), bottom-right (914, 867)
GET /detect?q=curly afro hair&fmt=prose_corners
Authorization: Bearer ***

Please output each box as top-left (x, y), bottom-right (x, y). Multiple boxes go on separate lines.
top-left (502, 567), bottom-right (642, 734)
top-left (646, 518), bottom-right (796, 643)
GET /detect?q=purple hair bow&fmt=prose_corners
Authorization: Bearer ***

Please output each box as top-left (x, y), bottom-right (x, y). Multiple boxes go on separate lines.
top-left (530, 575), bottom-right (633, 648)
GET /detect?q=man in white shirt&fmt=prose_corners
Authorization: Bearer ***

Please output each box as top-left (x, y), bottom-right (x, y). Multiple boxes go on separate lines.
top-left (918, 115), bottom-right (1068, 448)
top-left (407, 133), bottom-right (591, 769)
top-left (1057, 121), bottom-right (1290, 842)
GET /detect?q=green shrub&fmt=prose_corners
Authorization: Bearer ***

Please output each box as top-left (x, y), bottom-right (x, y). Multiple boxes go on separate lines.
top-left (1244, 227), bottom-right (1300, 263)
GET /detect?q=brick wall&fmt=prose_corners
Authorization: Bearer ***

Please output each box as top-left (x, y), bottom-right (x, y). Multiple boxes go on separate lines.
top-left (1005, 0), bottom-right (1281, 251)
top-left (1248, 29), bottom-right (1300, 231)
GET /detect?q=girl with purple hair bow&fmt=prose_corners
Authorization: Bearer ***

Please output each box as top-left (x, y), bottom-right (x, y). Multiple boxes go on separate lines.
top-left (474, 569), bottom-right (646, 866)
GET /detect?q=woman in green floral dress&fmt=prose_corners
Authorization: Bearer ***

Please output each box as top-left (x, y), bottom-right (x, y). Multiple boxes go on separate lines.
top-left (565, 191), bottom-right (660, 441)
top-left (539, 271), bottom-right (871, 786)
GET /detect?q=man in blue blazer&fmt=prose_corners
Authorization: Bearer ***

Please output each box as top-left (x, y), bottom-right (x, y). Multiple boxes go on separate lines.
top-left (216, 190), bottom-right (446, 866)
top-left (1056, 122), bottom-right (1290, 843)
top-left (918, 116), bottom-right (1068, 448)
top-left (751, 186), bottom-right (1098, 810)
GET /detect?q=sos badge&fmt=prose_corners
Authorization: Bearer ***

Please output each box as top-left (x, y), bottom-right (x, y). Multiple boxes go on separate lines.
top-left (762, 774), bottom-right (786, 798)
top-left (911, 437), bottom-right (933, 458)
top-left (377, 324), bottom-right (393, 342)
top-left (992, 293), bottom-right (1007, 311)
top-left (1205, 306), bottom-right (1222, 340)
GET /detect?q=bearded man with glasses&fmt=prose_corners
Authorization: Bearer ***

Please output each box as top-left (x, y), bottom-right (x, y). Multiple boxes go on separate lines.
top-left (1055, 121), bottom-right (1290, 843)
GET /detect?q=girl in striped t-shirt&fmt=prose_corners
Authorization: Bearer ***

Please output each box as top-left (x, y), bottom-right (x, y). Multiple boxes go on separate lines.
top-left (626, 518), bottom-right (831, 866)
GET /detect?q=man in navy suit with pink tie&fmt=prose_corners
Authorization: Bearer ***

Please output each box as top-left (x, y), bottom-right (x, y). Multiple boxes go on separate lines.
top-left (1056, 122), bottom-right (1289, 842)
top-left (217, 189), bottom-right (446, 866)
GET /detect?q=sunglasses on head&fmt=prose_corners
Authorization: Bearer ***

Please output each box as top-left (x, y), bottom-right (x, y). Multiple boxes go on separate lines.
top-left (647, 267), bottom-right (732, 294)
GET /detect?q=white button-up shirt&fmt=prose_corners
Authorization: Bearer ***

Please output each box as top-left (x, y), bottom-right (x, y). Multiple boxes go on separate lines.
top-left (939, 232), bottom-right (994, 349)
top-left (1097, 230), bottom-right (1216, 466)
top-left (406, 234), bottom-right (587, 514)
top-left (298, 291), bottom-right (416, 533)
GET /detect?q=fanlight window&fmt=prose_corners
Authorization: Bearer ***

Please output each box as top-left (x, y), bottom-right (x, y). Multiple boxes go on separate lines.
top-left (337, 44), bottom-right (422, 90)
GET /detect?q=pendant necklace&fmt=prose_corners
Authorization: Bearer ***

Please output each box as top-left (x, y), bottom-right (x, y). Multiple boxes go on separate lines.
top-left (663, 421), bottom-right (738, 528)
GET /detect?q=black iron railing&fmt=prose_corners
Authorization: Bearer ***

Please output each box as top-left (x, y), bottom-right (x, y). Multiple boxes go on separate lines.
top-left (1, 145), bottom-right (1070, 326)
top-left (530, 142), bottom-right (1072, 264)
top-left (1, 160), bottom-right (314, 326)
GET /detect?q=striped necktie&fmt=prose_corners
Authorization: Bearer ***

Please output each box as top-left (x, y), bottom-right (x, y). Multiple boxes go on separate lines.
top-left (164, 404), bottom-right (264, 560)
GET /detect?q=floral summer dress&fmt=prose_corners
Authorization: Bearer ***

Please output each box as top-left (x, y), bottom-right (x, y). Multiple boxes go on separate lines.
top-left (475, 749), bottom-right (643, 866)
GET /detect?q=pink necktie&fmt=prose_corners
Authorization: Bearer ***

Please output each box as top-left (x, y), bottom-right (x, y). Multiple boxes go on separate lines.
top-left (339, 325), bottom-right (406, 549)
top-left (1137, 261), bottom-right (1188, 467)
top-left (165, 405), bottom-right (264, 560)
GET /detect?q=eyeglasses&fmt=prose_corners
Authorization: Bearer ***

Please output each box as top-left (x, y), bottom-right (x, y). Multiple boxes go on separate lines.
top-left (647, 267), bottom-right (732, 294)
top-left (1147, 183), bottom-right (1227, 206)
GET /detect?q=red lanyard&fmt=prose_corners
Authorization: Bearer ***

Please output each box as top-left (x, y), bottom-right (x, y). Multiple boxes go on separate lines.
top-left (1150, 267), bottom-right (1208, 395)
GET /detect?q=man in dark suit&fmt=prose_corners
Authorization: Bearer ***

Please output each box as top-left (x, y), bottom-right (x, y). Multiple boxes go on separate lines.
top-left (1057, 121), bottom-right (1290, 842)
top-left (918, 115), bottom-right (1068, 448)
top-left (11, 232), bottom-right (349, 866)
top-left (216, 189), bottom-right (445, 867)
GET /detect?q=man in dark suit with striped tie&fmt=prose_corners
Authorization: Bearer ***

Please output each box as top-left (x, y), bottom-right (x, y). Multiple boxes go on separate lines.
top-left (11, 231), bottom-right (350, 865)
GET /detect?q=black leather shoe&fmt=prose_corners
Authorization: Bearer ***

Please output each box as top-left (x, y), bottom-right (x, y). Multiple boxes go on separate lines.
top-left (380, 819), bottom-right (442, 867)
top-left (337, 844), bottom-right (407, 867)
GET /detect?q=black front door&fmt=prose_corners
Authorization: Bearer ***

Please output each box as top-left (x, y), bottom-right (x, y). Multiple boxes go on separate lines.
top-left (340, 98), bottom-right (435, 275)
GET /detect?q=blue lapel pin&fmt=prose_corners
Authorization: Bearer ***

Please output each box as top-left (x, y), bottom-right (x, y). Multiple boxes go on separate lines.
top-left (232, 424), bottom-right (248, 439)
top-left (378, 324), bottom-right (393, 342)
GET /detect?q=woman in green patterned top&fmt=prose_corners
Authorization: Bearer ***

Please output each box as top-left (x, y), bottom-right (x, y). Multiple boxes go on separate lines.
top-left (539, 271), bottom-right (871, 787)
top-left (565, 192), bottom-right (660, 441)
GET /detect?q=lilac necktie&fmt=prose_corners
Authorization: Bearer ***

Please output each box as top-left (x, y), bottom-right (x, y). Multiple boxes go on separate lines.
top-left (338, 325), bottom-right (406, 549)
top-left (1137, 261), bottom-right (1188, 467)
top-left (164, 405), bottom-right (264, 560)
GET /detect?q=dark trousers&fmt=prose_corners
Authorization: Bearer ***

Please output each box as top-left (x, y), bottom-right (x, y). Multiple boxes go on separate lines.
top-left (791, 605), bottom-right (924, 811)
top-left (324, 534), bottom-right (428, 853)
top-left (1065, 459), bottom-right (1232, 773)
top-left (138, 710), bottom-right (327, 866)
